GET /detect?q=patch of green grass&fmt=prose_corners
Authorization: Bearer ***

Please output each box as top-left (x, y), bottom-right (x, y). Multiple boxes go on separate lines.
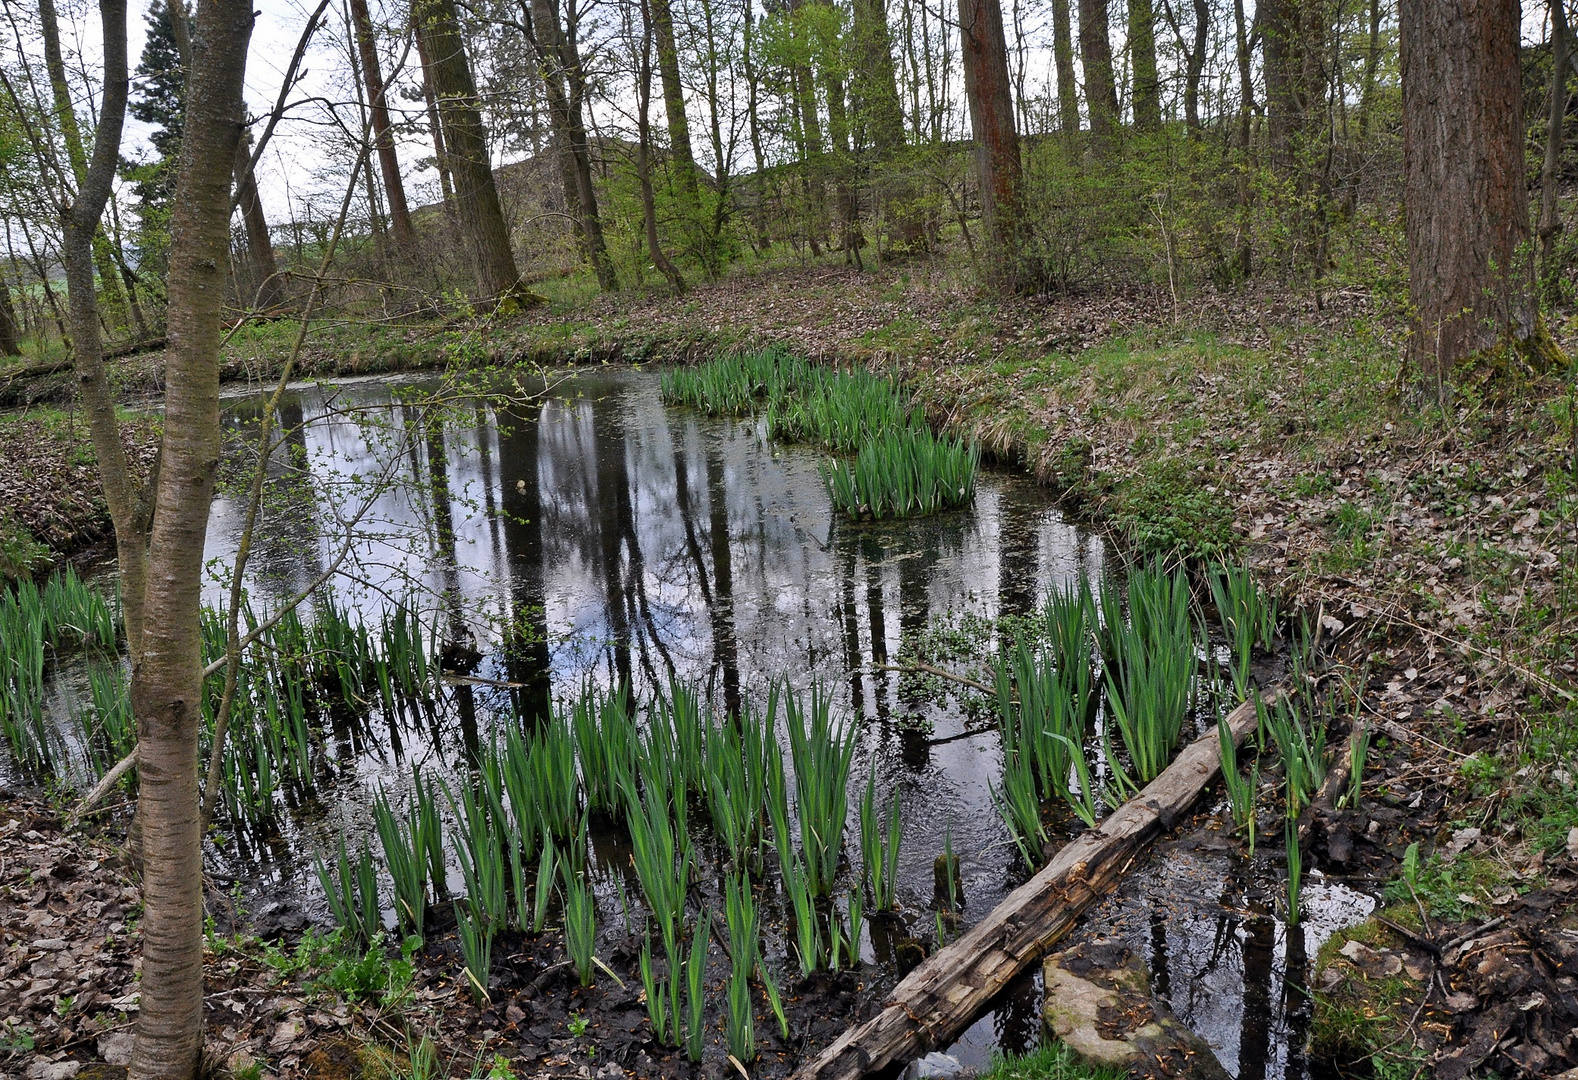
top-left (1311, 913), bottom-right (1430, 1077)
top-left (1382, 850), bottom-right (1535, 923)
top-left (0, 517), bottom-right (51, 582)
top-left (976, 1040), bottom-right (1126, 1080)
top-left (1106, 455), bottom-right (1237, 562)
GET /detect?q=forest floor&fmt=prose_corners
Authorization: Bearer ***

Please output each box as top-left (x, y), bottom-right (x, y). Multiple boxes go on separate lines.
top-left (3, 258), bottom-right (1577, 1079)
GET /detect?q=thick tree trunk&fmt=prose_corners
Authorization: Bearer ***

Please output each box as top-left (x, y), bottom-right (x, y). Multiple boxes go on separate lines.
top-left (1541, 0), bottom-right (1570, 297)
top-left (849, 0), bottom-right (921, 249)
top-left (130, 5), bottom-right (254, 1075)
top-left (413, 26), bottom-right (457, 212)
top-left (412, 0), bottom-right (523, 301)
top-left (959, 0), bottom-right (1021, 283)
top-left (1051, 0), bottom-right (1079, 136)
top-left (1078, 0), bottom-right (1119, 141)
top-left (1127, 0), bottom-right (1160, 132)
top-left (348, 0), bottom-right (415, 250)
top-left (1400, 0), bottom-right (1548, 385)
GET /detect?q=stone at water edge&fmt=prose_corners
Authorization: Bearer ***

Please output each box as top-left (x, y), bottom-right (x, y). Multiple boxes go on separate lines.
top-left (902, 1051), bottom-right (970, 1079)
top-left (1042, 939), bottom-right (1230, 1080)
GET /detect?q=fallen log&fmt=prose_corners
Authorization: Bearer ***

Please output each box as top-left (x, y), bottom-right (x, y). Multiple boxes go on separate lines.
top-left (793, 696), bottom-right (1262, 1080)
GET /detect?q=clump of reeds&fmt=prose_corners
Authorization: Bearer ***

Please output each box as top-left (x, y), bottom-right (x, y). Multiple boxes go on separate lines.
top-left (1259, 692), bottom-right (1329, 818)
top-left (1101, 564), bottom-right (1196, 790)
top-left (1209, 563), bottom-right (1280, 701)
top-left (662, 349), bottom-right (979, 520)
top-left (562, 864), bottom-right (598, 987)
top-left (784, 686), bottom-right (857, 898)
top-left (822, 429), bottom-right (979, 520)
top-left (316, 837), bottom-right (383, 947)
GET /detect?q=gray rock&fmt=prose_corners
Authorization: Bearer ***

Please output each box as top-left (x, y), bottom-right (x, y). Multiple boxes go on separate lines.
top-left (1042, 939), bottom-right (1230, 1080)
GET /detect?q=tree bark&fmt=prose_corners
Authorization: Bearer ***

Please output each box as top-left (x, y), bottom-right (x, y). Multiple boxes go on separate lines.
top-left (0, 279), bottom-right (19, 356)
top-left (1183, 0), bottom-right (1208, 134)
top-left (413, 23), bottom-right (457, 212)
top-left (348, 0), bottom-right (415, 250)
top-left (128, 0), bottom-right (254, 1067)
top-left (232, 133), bottom-right (284, 310)
top-left (635, 0), bottom-right (686, 291)
top-left (523, 0), bottom-right (617, 290)
top-left (412, 0), bottom-right (524, 302)
top-left (1231, 0), bottom-right (1254, 278)
top-left (851, 0), bottom-right (923, 250)
top-left (1078, 0), bottom-right (1119, 142)
top-left (1541, 0), bottom-right (1570, 298)
top-left (1400, 0), bottom-right (1549, 386)
top-left (959, 0), bottom-right (1021, 283)
top-left (1051, 0), bottom-right (1079, 136)
top-left (1128, 0), bottom-right (1160, 132)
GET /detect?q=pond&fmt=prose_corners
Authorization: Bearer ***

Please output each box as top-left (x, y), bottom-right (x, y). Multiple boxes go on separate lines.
top-left (55, 365), bottom-right (1372, 1077)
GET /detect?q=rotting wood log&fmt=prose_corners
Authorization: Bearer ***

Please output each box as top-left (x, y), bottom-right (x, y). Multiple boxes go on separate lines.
top-left (793, 696), bottom-right (1261, 1080)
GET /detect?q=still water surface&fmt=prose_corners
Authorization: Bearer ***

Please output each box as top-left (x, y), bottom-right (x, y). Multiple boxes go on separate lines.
top-left (193, 366), bottom-right (1368, 1077)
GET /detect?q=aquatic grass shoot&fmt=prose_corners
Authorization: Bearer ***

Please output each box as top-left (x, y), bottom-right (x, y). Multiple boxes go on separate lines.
top-left (561, 864), bottom-right (597, 987)
top-left (1101, 565), bottom-right (1196, 790)
top-left (316, 837), bottom-right (382, 947)
top-left (1259, 693), bottom-right (1328, 818)
top-left (784, 685), bottom-right (857, 897)
top-left (726, 964), bottom-right (755, 1062)
top-left (1218, 718), bottom-right (1258, 855)
top-left (1285, 818), bottom-right (1303, 926)
top-left (373, 788), bottom-right (431, 937)
top-left (455, 901), bottom-right (494, 1002)
top-left (640, 933), bottom-right (676, 1046)
top-left (859, 769), bottom-right (902, 911)
top-left (683, 907), bottom-right (711, 1061)
top-left (1209, 563), bottom-right (1279, 701)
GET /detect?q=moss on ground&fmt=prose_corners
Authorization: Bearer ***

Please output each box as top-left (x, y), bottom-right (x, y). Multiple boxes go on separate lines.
top-left (976, 1041), bottom-right (1128, 1080)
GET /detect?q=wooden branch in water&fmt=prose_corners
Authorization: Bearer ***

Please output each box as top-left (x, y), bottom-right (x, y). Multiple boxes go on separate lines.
top-left (1296, 719), bottom-right (1368, 847)
top-left (792, 697), bottom-right (1261, 1080)
top-left (873, 660), bottom-right (994, 695)
top-left (67, 746), bottom-right (138, 826)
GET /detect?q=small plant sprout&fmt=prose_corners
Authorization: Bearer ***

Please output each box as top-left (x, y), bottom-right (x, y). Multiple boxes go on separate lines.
top-left (567, 1013), bottom-right (589, 1038)
top-left (859, 768), bottom-right (903, 911)
top-left (1285, 819), bottom-right (1303, 926)
top-left (1218, 717), bottom-right (1258, 854)
top-left (561, 864), bottom-right (597, 987)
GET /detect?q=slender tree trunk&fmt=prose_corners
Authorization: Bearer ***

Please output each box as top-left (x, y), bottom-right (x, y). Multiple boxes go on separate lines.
top-left (349, 0), bottom-right (415, 249)
top-left (959, 0), bottom-right (1021, 284)
top-left (1183, 0), bottom-right (1208, 134)
top-left (129, 4), bottom-right (254, 1075)
top-left (651, 0), bottom-right (703, 251)
top-left (0, 279), bottom-right (19, 355)
top-left (822, 62), bottom-right (862, 263)
top-left (1541, 0), bottom-right (1570, 298)
top-left (851, 0), bottom-right (922, 250)
top-left (558, 0), bottom-right (618, 289)
top-left (47, 0), bottom-right (151, 660)
top-left (636, 0), bottom-right (686, 291)
top-left (233, 134), bottom-right (284, 310)
top-left (1128, 0), bottom-right (1160, 132)
top-left (1232, 0), bottom-right (1254, 278)
top-left (743, 0), bottom-right (771, 251)
top-left (1400, 0), bottom-right (1552, 387)
top-left (1078, 0), bottom-right (1119, 142)
top-left (413, 0), bottom-right (524, 301)
top-left (1051, 0), bottom-right (1079, 136)
top-left (1355, 0), bottom-right (1382, 139)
